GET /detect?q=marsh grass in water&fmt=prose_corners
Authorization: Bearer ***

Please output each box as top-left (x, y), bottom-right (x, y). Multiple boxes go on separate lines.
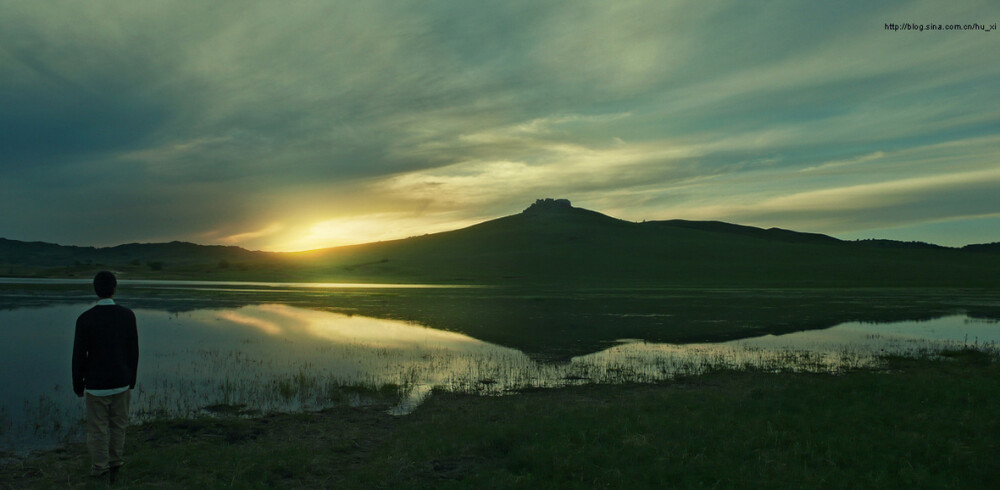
top-left (4, 303), bottom-right (1000, 455)
top-left (2, 350), bottom-right (998, 489)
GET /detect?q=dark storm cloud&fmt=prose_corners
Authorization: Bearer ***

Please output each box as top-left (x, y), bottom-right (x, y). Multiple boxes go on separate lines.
top-left (0, 69), bottom-right (168, 169)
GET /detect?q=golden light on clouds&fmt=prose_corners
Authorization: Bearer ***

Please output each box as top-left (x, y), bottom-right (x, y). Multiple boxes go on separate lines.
top-left (267, 213), bottom-right (484, 252)
top-left (216, 223), bottom-right (285, 245)
top-left (3, 0), bottom-right (999, 249)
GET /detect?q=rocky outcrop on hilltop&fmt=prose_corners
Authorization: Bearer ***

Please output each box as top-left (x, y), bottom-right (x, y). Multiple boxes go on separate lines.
top-left (523, 198), bottom-right (572, 213)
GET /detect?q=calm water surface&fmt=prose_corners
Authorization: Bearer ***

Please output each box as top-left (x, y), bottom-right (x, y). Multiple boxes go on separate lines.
top-left (1, 281), bottom-right (998, 454)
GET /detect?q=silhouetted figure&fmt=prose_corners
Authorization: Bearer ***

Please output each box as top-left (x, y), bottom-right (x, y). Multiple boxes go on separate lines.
top-left (72, 271), bottom-right (138, 483)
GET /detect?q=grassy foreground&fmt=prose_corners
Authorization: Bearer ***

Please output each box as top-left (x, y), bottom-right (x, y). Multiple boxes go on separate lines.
top-left (3, 351), bottom-right (998, 489)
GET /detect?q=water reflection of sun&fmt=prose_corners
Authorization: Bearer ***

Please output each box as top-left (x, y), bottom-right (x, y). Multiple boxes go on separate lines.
top-left (216, 304), bottom-right (489, 350)
top-left (216, 310), bottom-right (283, 335)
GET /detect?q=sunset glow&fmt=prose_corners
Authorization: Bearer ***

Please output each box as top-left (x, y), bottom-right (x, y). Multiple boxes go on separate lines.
top-left (3, 1), bottom-right (998, 250)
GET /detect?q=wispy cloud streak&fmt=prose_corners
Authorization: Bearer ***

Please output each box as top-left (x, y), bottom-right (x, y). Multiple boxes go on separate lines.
top-left (1, 0), bottom-right (998, 248)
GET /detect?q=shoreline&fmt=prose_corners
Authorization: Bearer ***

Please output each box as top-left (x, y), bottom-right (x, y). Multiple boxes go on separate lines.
top-left (3, 351), bottom-right (998, 488)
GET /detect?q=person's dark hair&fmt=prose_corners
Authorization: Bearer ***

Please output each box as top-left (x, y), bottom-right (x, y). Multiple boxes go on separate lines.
top-left (93, 271), bottom-right (117, 298)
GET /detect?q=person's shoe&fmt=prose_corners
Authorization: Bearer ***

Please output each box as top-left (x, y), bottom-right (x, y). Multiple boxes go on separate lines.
top-left (109, 466), bottom-right (120, 484)
top-left (90, 468), bottom-right (109, 478)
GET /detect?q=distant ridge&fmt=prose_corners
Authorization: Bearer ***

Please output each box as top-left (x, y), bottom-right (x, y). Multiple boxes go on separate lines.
top-left (644, 220), bottom-right (841, 245)
top-left (962, 242), bottom-right (1000, 254)
top-left (2, 199), bottom-right (1000, 286)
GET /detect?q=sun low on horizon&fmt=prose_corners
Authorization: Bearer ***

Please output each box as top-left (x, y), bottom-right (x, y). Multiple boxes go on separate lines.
top-left (220, 213), bottom-right (488, 253)
top-left (2, 0), bottom-right (999, 252)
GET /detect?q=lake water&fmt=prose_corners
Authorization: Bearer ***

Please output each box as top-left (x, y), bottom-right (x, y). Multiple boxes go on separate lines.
top-left (1, 280), bottom-right (998, 454)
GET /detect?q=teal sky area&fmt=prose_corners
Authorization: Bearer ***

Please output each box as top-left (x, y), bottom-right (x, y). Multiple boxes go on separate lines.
top-left (2, 0), bottom-right (998, 251)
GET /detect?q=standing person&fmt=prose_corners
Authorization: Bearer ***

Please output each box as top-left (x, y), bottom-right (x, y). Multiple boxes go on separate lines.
top-left (72, 271), bottom-right (139, 483)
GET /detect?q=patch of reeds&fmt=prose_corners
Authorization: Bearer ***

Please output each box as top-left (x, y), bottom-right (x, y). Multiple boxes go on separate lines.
top-left (7, 329), bottom-right (999, 455)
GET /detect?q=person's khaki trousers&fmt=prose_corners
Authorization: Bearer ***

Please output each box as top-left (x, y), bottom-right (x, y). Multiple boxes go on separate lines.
top-left (85, 390), bottom-right (130, 475)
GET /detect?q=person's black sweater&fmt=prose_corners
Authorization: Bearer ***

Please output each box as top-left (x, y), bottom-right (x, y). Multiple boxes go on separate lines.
top-left (72, 303), bottom-right (138, 396)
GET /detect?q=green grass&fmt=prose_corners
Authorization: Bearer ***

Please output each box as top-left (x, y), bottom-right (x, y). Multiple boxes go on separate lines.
top-left (4, 350), bottom-right (998, 489)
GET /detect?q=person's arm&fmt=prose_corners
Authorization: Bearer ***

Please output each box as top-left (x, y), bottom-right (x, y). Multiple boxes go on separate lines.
top-left (72, 317), bottom-right (87, 397)
top-left (127, 310), bottom-right (138, 389)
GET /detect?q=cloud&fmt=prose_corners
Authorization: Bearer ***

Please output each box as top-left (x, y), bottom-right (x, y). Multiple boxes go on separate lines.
top-left (273, 212), bottom-right (484, 252)
top-left (1, 0), bottom-right (999, 249)
top-left (642, 136), bottom-right (1000, 233)
top-left (210, 223), bottom-right (285, 247)
top-left (377, 123), bottom-right (705, 210)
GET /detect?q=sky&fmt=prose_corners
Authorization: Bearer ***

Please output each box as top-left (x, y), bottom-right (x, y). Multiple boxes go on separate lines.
top-left (2, 0), bottom-right (999, 251)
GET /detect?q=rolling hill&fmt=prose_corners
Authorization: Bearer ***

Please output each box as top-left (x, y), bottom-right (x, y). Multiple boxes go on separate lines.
top-left (2, 199), bottom-right (1000, 287)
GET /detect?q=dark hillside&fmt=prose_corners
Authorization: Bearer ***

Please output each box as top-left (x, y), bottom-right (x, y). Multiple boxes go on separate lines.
top-left (645, 220), bottom-right (841, 245)
top-left (851, 239), bottom-right (949, 251)
top-left (285, 200), bottom-right (1000, 287)
top-left (963, 242), bottom-right (1000, 254)
top-left (0, 238), bottom-right (273, 279)
top-left (3, 199), bottom-right (1000, 287)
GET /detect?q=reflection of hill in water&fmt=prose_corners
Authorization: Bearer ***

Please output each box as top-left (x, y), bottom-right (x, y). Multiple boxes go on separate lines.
top-left (5, 301), bottom-right (997, 454)
top-left (3, 283), bottom-right (999, 359)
